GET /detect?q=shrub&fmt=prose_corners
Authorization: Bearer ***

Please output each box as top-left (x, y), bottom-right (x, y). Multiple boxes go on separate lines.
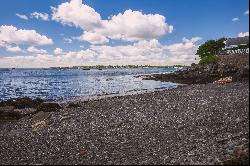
top-left (199, 55), bottom-right (219, 65)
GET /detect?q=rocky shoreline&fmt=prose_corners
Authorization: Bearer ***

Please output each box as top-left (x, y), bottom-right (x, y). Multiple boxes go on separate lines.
top-left (139, 55), bottom-right (249, 85)
top-left (0, 80), bottom-right (249, 165)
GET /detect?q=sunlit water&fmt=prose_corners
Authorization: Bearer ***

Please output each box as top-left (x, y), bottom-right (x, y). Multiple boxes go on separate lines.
top-left (0, 68), bottom-right (177, 101)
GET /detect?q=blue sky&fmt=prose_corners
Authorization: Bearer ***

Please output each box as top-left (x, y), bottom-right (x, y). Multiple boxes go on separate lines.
top-left (0, 0), bottom-right (249, 67)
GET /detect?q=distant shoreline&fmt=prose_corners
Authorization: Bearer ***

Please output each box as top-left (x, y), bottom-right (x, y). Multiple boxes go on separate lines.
top-left (0, 65), bottom-right (188, 70)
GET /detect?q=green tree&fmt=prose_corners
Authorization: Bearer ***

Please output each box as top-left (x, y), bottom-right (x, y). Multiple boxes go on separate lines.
top-left (196, 38), bottom-right (226, 59)
top-left (199, 54), bottom-right (219, 65)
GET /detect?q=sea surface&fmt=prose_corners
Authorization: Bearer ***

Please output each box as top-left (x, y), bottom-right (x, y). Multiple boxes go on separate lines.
top-left (0, 68), bottom-right (177, 101)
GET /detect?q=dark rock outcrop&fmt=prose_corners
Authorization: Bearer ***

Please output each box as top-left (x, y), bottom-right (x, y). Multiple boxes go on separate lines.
top-left (66, 102), bottom-right (81, 108)
top-left (0, 98), bottom-right (62, 121)
top-left (37, 103), bottom-right (62, 112)
top-left (141, 54), bottom-right (249, 84)
top-left (0, 106), bottom-right (23, 120)
top-left (0, 97), bottom-right (44, 109)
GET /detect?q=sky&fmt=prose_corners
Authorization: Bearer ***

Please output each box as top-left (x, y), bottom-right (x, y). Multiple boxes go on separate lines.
top-left (0, 0), bottom-right (249, 68)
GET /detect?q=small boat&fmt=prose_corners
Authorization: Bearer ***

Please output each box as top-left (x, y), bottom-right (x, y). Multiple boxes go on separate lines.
top-left (82, 68), bottom-right (91, 70)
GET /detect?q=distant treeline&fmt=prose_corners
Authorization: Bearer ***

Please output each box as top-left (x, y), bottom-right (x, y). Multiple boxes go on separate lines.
top-left (51, 64), bottom-right (188, 69)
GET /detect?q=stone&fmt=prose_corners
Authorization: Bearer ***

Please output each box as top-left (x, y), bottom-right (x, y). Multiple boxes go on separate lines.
top-left (0, 106), bottom-right (14, 112)
top-left (0, 97), bottom-right (44, 109)
top-left (37, 102), bottom-right (62, 112)
top-left (0, 106), bottom-right (23, 120)
top-left (32, 111), bottom-right (51, 123)
top-left (66, 103), bottom-right (81, 108)
top-left (59, 115), bottom-right (73, 122)
top-left (14, 108), bottom-right (38, 116)
top-left (213, 76), bottom-right (233, 85)
top-left (32, 120), bottom-right (47, 132)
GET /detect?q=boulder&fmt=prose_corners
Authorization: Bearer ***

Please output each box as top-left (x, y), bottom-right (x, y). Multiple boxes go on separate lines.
top-left (66, 102), bottom-right (81, 108)
top-left (37, 102), bottom-right (62, 112)
top-left (32, 120), bottom-right (47, 132)
top-left (32, 111), bottom-right (51, 123)
top-left (0, 106), bottom-right (23, 120)
top-left (31, 111), bottom-right (51, 132)
top-left (213, 76), bottom-right (233, 85)
top-left (14, 108), bottom-right (38, 116)
top-left (0, 97), bottom-right (44, 109)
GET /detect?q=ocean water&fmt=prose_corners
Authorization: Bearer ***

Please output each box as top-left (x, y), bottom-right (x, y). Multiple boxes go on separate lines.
top-left (0, 68), bottom-right (177, 101)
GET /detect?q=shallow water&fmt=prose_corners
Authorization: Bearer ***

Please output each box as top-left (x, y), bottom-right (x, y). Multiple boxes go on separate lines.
top-left (0, 68), bottom-right (177, 101)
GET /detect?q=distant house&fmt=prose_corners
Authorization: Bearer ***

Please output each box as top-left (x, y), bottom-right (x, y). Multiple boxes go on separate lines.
top-left (221, 36), bottom-right (249, 55)
top-left (225, 36), bottom-right (249, 48)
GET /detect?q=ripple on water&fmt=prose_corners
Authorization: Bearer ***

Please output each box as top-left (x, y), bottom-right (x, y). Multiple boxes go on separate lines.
top-left (0, 68), bottom-right (177, 101)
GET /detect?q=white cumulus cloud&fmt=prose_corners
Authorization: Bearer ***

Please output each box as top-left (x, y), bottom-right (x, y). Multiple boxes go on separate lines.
top-left (54, 48), bottom-right (64, 55)
top-left (51, 0), bottom-right (102, 30)
top-left (16, 13), bottom-right (28, 20)
top-left (238, 32), bottom-right (249, 37)
top-left (51, 0), bottom-right (173, 44)
top-left (78, 31), bottom-right (109, 44)
top-left (27, 46), bottom-right (47, 54)
top-left (98, 9), bottom-right (173, 41)
top-left (30, 12), bottom-right (50, 21)
top-left (0, 25), bottom-right (53, 46)
top-left (3, 44), bottom-right (22, 52)
top-left (0, 37), bottom-right (202, 68)
top-left (0, 41), bottom-right (22, 52)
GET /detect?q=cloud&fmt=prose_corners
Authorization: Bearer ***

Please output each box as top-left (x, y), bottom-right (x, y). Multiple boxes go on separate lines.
top-left (51, 0), bottom-right (102, 30)
top-left (232, 17), bottom-right (240, 21)
top-left (16, 13), bottom-right (28, 20)
top-left (0, 40), bottom-right (23, 53)
top-left (30, 12), bottom-right (50, 21)
top-left (54, 48), bottom-right (64, 55)
top-left (238, 32), bottom-right (249, 37)
top-left (27, 46), bottom-right (47, 54)
top-left (0, 25), bottom-right (53, 46)
top-left (244, 10), bottom-right (249, 15)
top-left (5, 45), bottom-right (22, 52)
top-left (0, 54), bottom-right (62, 68)
top-left (63, 37), bottom-right (73, 43)
top-left (78, 31), bottom-right (109, 44)
top-left (0, 37), bottom-right (202, 68)
top-left (51, 0), bottom-right (173, 44)
top-left (98, 9), bottom-right (173, 42)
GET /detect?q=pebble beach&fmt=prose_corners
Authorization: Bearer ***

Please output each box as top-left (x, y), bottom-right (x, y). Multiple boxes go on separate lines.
top-left (0, 81), bottom-right (248, 165)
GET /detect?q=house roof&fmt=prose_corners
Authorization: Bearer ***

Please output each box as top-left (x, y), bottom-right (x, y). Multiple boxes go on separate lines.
top-left (225, 36), bottom-right (249, 46)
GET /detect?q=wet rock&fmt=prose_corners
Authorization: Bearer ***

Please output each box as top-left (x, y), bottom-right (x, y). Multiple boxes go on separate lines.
top-left (0, 106), bottom-right (23, 120)
top-left (37, 102), bottom-right (62, 112)
top-left (0, 97), bottom-right (44, 109)
top-left (14, 108), bottom-right (38, 116)
top-left (141, 56), bottom-right (248, 84)
top-left (66, 102), bottom-right (81, 108)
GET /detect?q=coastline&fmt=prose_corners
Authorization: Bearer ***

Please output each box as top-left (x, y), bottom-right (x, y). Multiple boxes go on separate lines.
top-left (0, 80), bottom-right (249, 165)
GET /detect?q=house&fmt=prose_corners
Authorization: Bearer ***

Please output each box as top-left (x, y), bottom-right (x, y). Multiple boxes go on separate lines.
top-left (222, 36), bottom-right (249, 55)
